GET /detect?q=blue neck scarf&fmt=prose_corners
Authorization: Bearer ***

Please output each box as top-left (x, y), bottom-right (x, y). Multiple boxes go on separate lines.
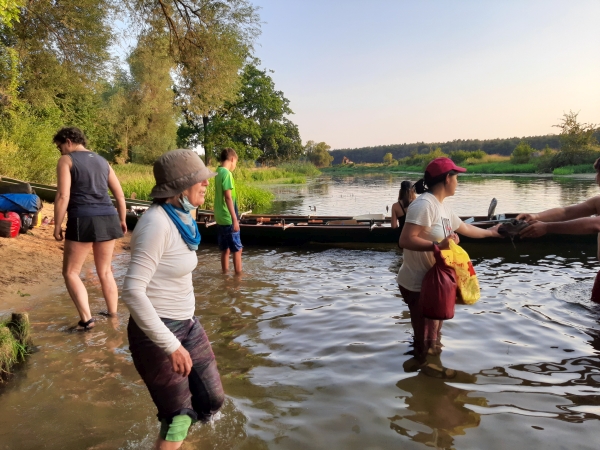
top-left (161, 203), bottom-right (201, 251)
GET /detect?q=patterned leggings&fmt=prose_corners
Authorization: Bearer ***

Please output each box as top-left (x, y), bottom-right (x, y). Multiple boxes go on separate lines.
top-left (128, 316), bottom-right (224, 422)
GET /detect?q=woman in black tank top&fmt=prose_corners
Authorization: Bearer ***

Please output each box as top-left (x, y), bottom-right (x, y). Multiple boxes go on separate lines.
top-left (391, 181), bottom-right (417, 247)
top-left (53, 127), bottom-right (127, 331)
top-left (392, 181), bottom-right (416, 227)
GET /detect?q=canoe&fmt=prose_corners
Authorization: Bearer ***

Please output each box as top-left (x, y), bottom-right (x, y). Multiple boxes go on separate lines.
top-left (0, 176), bottom-right (150, 230)
top-left (195, 211), bottom-right (596, 246)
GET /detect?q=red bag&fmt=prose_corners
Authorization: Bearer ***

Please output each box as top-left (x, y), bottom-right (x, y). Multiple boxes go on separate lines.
top-left (0, 212), bottom-right (21, 238)
top-left (421, 244), bottom-right (457, 320)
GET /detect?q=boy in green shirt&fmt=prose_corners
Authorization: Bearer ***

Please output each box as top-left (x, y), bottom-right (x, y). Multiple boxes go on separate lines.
top-left (214, 148), bottom-right (243, 273)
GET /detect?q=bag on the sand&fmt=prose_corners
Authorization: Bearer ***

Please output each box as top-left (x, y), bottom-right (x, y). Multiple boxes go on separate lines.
top-left (441, 240), bottom-right (481, 305)
top-left (0, 212), bottom-right (21, 238)
top-left (421, 244), bottom-right (457, 320)
top-left (18, 213), bottom-right (33, 234)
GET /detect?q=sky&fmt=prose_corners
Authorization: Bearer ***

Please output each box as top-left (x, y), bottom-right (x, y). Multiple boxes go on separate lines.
top-left (250, 0), bottom-right (600, 150)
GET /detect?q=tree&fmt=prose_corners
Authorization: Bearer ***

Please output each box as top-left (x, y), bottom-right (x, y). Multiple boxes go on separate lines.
top-left (127, 0), bottom-right (261, 164)
top-left (188, 61), bottom-right (303, 163)
top-left (383, 152), bottom-right (393, 165)
top-left (305, 140), bottom-right (333, 167)
top-left (510, 141), bottom-right (534, 164)
top-left (554, 111), bottom-right (598, 154)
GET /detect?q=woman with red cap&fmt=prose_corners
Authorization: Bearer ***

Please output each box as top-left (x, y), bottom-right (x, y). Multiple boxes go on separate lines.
top-left (397, 157), bottom-right (502, 367)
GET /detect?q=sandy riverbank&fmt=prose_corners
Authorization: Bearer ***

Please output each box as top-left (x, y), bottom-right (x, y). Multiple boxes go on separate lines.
top-left (0, 203), bottom-right (130, 307)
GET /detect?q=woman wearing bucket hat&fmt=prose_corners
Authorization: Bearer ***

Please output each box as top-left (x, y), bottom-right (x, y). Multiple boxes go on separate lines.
top-left (396, 157), bottom-right (502, 369)
top-left (122, 149), bottom-right (224, 449)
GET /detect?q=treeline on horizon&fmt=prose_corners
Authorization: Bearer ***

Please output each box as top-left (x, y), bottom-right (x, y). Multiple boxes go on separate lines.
top-left (329, 132), bottom-right (600, 165)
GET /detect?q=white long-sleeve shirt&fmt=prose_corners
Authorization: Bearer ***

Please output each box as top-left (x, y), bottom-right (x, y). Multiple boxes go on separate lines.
top-left (122, 205), bottom-right (198, 354)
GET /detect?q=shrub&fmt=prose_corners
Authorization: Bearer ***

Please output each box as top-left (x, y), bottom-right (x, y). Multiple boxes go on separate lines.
top-left (449, 150), bottom-right (485, 164)
top-left (510, 141), bottom-right (535, 164)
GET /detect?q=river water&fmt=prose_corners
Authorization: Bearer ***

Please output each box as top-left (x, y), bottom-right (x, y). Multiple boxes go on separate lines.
top-left (1, 173), bottom-right (600, 449)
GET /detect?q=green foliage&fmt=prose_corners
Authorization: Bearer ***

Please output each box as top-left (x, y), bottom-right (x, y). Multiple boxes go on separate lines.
top-left (510, 141), bottom-right (535, 164)
top-left (554, 111), bottom-right (598, 154)
top-left (449, 149), bottom-right (485, 164)
top-left (305, 140), bottom-right (333, 168)
top-left (553, 164), bottom-right (596, 175)
top-left (203, 176), bottom-right (273, 213)
top-left (400, 147), bottom-right (448, 168)
top-left (0, 316), bottom-right (31, 378)
top-left (0, 104), bottom-right (61, 183)
top-left (1, 1), bottom-right (263, 179)
top-left (329, 134), bottom-right (571, 164)
top-left (113, 161), bottom-right (317, 211)
top-left (193, 61), bottom-right (303, 164)
top-left (112, 164), bottom-right (155, 200)
top-left (278, 161), bottom-right (321, 176)
top-left (460, 162), bottom-right (536, 174)
top-left (383, 152), bottom-right (394, 164)
top-left (0, 0), bottom-right (24, 28)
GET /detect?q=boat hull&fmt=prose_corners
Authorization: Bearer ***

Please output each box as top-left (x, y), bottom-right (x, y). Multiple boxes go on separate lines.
top-left (196, 212), bottom-right (598, 246)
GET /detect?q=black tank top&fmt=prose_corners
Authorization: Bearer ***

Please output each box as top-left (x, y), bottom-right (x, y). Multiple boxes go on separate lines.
top-left (398, 203), bottom-right (407, 230)
top-left (67, 151), bottom-right (117, 218)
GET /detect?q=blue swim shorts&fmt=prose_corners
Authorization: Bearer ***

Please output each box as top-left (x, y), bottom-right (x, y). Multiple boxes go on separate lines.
top-left (216, 224), bottom-right (243, 253)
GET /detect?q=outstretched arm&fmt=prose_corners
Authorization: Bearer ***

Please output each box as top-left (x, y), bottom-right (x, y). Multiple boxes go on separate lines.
top-left (520, 217), bottom-right (600, 238)
top-left (517, 196), bottom-right (600, 223)
top-left (456, 222), bottom-right (501, 239)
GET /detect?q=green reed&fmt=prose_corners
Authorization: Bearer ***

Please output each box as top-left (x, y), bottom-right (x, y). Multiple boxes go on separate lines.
top-left (553, 164), bottom-right (595, 175)
top-left (113, 163), bottom-right (275, 212)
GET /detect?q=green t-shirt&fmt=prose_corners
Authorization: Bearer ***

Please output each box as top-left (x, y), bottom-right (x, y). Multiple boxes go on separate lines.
top-left (214, 166), bottom-right (238, 225)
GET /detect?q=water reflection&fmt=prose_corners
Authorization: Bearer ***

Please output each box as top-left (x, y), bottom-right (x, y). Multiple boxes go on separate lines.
top-left (391, 367), bottom-right (483, 449)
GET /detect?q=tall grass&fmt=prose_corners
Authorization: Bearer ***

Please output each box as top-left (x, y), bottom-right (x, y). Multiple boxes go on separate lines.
top-left (235, 161), bottom-right (319, 183)
top-left (463, 162), bottom-right (536, 174)
top-left (113, 163), bottom-right (275, 212)
top-left (0, 315), bottom-right (31, 379)
top-left (553, 164), bottom-right (596, 175)
top-left (113, 164), bottom-right (155, 200)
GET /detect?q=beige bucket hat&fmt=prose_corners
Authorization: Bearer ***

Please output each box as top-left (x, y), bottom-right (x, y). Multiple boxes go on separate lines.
top-left (150, 149), bottom-right (217, 198)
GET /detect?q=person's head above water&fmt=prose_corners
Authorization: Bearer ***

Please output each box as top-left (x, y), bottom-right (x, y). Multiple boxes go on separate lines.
top-left (150, 149), bottom-right (216, 204)
top-left (413, 157), bottom-right (466, 195)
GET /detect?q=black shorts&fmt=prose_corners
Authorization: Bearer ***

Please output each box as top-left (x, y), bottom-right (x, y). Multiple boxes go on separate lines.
top-left (65, 215), bottom-right (123, 242)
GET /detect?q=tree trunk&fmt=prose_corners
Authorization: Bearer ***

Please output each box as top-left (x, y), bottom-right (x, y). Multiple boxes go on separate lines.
top-left (202, 115), bottom-right (210, 166)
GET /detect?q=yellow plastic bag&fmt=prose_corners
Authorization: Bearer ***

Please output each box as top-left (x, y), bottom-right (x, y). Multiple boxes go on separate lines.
top-left (441, 240), bottom-right (480, 304)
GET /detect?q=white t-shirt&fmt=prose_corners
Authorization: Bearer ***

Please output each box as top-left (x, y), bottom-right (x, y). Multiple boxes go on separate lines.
top-left (122, 205), bottom-right (198, 354)
top-left (396, 193), bottom-right (462, 292)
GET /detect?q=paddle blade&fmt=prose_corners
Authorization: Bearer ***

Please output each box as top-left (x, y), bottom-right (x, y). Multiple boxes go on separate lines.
top-left (488, 198), bottom-right (498, 220)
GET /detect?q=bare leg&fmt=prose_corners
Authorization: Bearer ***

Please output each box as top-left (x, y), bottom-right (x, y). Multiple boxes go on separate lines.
top-left (221, 249), bottom-right (230, 273)
top-left (424, 319), bottom-right (443, 355)
top-left (232, 249), bottom-right (243, 274)
top-left (92, 240), bottom-right (118, 315)
top-left (63, 240), bottom-right (94, 325)
top-left (154, 438), bottom-right (183, 450)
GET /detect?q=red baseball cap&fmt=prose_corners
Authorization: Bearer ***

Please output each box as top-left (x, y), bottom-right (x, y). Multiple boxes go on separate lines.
top-left (425, 157), bottom-right (467, 178)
